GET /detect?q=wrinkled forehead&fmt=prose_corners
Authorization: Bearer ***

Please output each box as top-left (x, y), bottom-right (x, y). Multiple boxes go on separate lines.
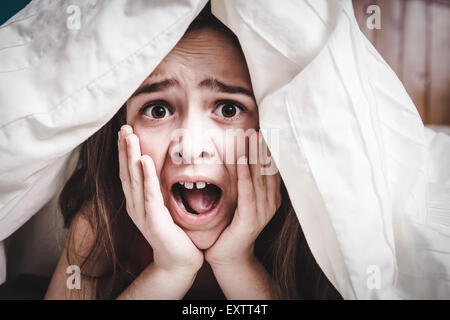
top-left (144, 27), bottom-right (252, 89)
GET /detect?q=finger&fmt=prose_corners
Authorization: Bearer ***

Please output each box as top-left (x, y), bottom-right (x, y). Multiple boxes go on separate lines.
top-left (118, 125), bottom-right (137, 222)
top-left (120, 124), bottom-right (133, 136)
top-left (248, 131), bottom-right (263, 185)
top-left (140, 154), bottom-right (170, 223)
top-left (126, 133), bottom-right (146, 220)
top-left (249, 132), bottom-right (266, 222)
top-left (118, 130), bottom-right (133, 207)
top-left (265, 172), bottom-right (282, 219)
top-left (234, 156), bottom-right (256, 225)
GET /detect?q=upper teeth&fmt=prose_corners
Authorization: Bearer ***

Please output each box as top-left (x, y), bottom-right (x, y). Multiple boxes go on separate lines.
top-left (179, 181), bottom-right (208, 189)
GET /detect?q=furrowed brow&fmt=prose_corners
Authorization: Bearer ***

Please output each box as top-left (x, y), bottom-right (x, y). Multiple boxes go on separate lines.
top-left (198, 78), bottom-right (254, 97)
top-left (131, 78), bottom-right (179, 98)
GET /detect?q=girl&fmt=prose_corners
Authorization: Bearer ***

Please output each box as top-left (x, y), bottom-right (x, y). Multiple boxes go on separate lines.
top-left (45, 5), bottom-right (341, 300)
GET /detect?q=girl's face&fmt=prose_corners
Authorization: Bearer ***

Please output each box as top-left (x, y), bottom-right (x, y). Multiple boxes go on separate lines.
top-left (126, 28), bottom-right (258, 249)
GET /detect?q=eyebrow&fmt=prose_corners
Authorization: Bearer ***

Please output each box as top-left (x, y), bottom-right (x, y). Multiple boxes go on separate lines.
top-left (198, 78), bottom-right (254, 98)
top-left (131, 78), bottom-right (179, 98)
top-left (130, 77), bottom-right (254, 99)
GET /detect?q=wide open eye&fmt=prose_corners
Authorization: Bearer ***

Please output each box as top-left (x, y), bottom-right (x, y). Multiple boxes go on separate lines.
top-left (214, 101), bottom-right (244, 120)
top-left (140, 101), bottom-right (173, 120)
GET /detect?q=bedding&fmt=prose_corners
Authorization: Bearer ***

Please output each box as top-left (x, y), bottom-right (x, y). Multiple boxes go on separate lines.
top-left (0, 0), bottom-right (449, 299)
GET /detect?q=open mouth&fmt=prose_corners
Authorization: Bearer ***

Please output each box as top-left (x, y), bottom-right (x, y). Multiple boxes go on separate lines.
top-left (171, 181), bottom-right (222, 216)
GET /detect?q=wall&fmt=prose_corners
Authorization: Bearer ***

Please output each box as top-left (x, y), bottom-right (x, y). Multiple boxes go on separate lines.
top-left (353, 0), bottom-right (450, 125)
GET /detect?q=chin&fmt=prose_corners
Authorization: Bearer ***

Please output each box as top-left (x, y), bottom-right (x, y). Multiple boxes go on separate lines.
top-left (185, 228), bottom-right (223, 250)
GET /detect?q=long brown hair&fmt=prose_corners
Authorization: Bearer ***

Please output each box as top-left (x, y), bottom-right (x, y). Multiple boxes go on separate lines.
top-left (59, 4), bottom-right (341, 300)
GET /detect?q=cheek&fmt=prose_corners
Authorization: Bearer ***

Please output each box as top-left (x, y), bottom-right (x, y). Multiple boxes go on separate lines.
top-left (132, 125), bottom-right (170, 178)
top-left (221, 131), bottom-right (256, 163)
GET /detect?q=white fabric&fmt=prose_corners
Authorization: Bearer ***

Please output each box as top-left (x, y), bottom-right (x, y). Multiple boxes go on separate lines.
top-left (0, 0), bottom-right (209, 283)
top-left (0, 0), bottom-right (449, 299)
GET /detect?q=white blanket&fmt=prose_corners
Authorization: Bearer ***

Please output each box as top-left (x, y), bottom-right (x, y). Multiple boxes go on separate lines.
top-left (0, 0), bottom-right (449, 299)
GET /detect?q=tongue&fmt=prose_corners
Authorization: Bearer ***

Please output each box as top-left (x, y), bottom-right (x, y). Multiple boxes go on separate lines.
top-left (181, 187), bottom-right (217, 214)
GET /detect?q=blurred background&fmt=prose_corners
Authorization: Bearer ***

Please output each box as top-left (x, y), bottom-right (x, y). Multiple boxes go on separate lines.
top-left (353, 0), bottom-right (450, 125)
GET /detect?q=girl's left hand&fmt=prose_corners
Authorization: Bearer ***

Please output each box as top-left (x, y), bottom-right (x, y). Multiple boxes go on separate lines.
top-left (205, 132), bottom-right (282, 268)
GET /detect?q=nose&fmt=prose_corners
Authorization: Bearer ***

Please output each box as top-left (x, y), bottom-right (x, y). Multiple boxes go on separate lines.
top-left (169, 121), bottom-right (216, 165)
top-left (172, 149), bottom-right (213, 164)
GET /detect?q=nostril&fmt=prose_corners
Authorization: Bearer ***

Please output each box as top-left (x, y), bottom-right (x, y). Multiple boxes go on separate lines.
top-left (172, 150), bottom-right (211, 163)
top-left (174, 151), bottom-right (183, 159)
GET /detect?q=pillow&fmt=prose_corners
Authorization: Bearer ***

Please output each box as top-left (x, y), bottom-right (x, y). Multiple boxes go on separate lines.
top-left (1, 0), bottom-right (449, 299)
top-left (214, 0), bottom-right (450, 299)
top-left (0, 0), bottom-right (209, 284)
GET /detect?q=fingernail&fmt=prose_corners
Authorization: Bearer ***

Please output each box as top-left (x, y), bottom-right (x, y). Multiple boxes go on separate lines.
top-left (122, 124), bottom-right (132, 135)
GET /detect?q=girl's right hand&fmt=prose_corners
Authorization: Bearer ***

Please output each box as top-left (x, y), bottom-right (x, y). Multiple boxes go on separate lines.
top-left (118, 125), bottom-right (204, 277)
